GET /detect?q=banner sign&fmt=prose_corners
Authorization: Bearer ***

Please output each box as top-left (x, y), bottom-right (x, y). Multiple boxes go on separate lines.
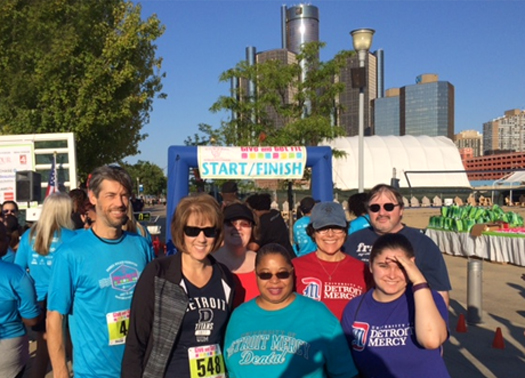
top-left (0, 142), bottom-right (35, 203)
top-left (197, 146), bottom-right (307, 179)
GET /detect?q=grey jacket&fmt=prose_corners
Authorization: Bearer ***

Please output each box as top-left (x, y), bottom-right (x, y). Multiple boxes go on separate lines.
top-left (121, 253), bottom-right (236, 378)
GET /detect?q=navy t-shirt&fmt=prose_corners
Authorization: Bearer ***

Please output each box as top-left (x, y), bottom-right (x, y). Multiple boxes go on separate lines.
top-left (343, 226), bottom-right (452, 291)
top-left (165, 266), bottom-right (229, 378)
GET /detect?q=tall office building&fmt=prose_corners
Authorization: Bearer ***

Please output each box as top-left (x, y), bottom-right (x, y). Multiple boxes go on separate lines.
top-left (337, 51), bottom-right (379, 136)
top-left (373, 74), bottom-right (454, 139)
top-left (372, 88), bottom-right (400, 135)
top-left (483, 109), bottom-right (525, 154)
top-left (231, 3), bottom-right (383, 138)
top-left (282, 4), bottom-right (319, 54)
top-left (454, 130), bottom-right (483, 157)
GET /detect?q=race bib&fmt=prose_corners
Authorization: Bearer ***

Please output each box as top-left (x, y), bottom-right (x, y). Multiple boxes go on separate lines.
top-left (106, 309), bottom-right (130, 346)
top-left (188, 344), bottom-right (226, 378)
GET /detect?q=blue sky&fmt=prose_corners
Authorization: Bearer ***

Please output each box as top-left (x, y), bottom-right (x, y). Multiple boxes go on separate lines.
top-left (126, 0), bottom-right (525, 171)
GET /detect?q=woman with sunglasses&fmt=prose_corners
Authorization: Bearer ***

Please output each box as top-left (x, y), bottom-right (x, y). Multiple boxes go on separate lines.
top-left (293, 202), bottom-right (370, 320)
top-left (122, 194), bottom-right (236, 378)
top-left (213, 202), bottom-right (259, 306)
top-left (14, 192), bottom-right (76, 378)
top-left (224, 243), bottom-right (358, 378)
top-left (341, 233), bottom-right (450, 378)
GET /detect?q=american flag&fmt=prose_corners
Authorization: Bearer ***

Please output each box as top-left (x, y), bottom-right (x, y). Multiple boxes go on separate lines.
top-left (45, 154), bottom-right (58, 197)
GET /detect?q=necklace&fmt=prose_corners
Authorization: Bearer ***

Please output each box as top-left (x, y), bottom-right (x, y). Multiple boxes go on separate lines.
top-left (315, 253), bottom-right (345, 281)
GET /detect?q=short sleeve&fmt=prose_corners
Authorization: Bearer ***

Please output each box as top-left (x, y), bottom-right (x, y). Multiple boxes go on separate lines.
top-left (47, 249), bottom-right (76, 315)
top-left (15, 269), bottom-right (40, 319)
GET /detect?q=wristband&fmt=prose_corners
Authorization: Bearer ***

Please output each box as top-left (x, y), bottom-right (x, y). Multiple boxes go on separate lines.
top-left (412, 282), bottom-right (430, 293)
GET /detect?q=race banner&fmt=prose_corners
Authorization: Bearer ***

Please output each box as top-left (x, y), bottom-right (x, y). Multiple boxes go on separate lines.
top-left (197, 146), bottom-right (307, 179)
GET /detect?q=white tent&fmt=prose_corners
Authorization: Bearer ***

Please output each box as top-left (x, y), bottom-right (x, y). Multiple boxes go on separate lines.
top-left (321, 135), bottom-right (471, 190)
top-left (502, 171), bottom-right (525, 184)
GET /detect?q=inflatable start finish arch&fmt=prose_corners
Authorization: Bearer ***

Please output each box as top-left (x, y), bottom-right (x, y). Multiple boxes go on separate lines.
top-left (165, 146), bottom-right (333, 249)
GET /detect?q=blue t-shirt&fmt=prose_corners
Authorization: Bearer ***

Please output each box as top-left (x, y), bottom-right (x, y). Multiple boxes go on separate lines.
top-left (224, 294), bottom-right (358, 378)
top-left (0, 260), bottom-right (40, 339)
top-left (343, 226), bottom-right (452, 292)
top-left (47, 229), bottom-right (153, 378)
top-left (293, 216), bottom-right (317, 257)
top-left (341, 289), bottom-right (450, 378)
top-left (15, 228), bottom-right (77, 301)
top-left (1, 247), bottom-right (16, 263)
top-left (348, 215), bottom-right (370, 235)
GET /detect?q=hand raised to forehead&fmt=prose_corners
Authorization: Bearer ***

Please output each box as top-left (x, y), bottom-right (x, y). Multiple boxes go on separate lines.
top-left (388, 255), bottom-right (426, 285)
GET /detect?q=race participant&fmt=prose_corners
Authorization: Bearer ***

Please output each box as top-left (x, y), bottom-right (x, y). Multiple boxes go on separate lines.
top-left (343, 184), bottom-right (451, 305)
top-left (225, 243), bottom-right (358, 378)
top-left (213, 202), bottom-right (259, 306)
top-left (293, 202), bottom-right (370, 320)
top-left (122, 194), bottom-right (235, 378)
top-left (292, 196), bottom-right (317, 257)
top-left (15, 192), bottom-right (76, 378)
top-left (46, 165), bottom-right (154, 378)
top-left (341, 233), bottom-right (450, 378)
top-left (0, 222), bottom-right (41, 378)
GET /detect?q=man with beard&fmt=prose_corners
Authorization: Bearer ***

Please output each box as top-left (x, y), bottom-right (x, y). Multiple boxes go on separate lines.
top-left (47, 166), bottom-right (154, 378)
top-left (343, 184), bottom-right (451, 305)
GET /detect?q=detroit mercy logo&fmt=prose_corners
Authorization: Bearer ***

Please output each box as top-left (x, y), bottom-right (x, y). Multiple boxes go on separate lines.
top-left (301, 277), bottom-right (322, 301)
top-left (352, 321), bottom-right (370, 352)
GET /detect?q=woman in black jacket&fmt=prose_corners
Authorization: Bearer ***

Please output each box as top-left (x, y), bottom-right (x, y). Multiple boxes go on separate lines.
top-left (122, 194), bottom-right (236, 378)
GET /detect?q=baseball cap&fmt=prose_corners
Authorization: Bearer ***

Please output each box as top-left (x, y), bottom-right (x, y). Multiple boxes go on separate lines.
top-left (223, 203), bottom-right (254, 223)
top-left (221, 181), bottom-right (238, 194)
top-left (310, 202), bottom-right (347, 230)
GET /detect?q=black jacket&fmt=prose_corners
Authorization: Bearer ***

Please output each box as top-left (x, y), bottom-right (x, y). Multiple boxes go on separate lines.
top-left (121, 253), bottom-right (236, 378)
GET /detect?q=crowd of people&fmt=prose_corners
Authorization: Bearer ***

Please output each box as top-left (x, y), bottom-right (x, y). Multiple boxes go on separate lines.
top-left (0, 172), bottom-right (452, 378)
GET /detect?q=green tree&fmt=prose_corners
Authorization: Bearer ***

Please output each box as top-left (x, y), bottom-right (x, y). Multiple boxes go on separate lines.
top-left (0, 0), bottom-right (165, 177)
top-left (120, 160), bottom-right (167, 196)
top-left (188, 41), bottom-right (352, 148)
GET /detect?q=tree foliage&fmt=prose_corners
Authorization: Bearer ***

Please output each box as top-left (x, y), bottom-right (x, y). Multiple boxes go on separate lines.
top-left (187, 41), bottom-right (352, 150)
top-left (120, 160), bottom-right (167, 196)
top-left (0, 0), bottom-right (165, 177)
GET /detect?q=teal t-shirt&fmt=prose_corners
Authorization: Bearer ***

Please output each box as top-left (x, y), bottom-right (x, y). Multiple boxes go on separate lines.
top-left (47, 229), bottom-right (153, 378)
top-left (224, 294), bottom-right (358, 378)
top-left (15, 228), bottom-right (77, 301)
top-left (1, 247), bottom-right (16, 263)
top-left (0, 260), bottom-right (40, 339)
top-left (293, 216), bottom-right (317, 257)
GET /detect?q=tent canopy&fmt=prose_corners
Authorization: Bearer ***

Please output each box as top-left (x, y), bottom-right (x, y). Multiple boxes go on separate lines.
top-left (322, 135), bottom-right (471, 190)
top-left (501, 171), bottom-right (525, 184)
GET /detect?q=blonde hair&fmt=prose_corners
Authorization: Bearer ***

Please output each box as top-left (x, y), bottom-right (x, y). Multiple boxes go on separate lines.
top-left (30, 192), bottom-right (74, 256)
top-left (123, 202), bottom-right (147, 237)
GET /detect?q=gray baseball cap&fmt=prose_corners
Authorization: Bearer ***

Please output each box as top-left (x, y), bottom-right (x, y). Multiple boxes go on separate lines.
top-left (310, 202), bottom-right (347, 230)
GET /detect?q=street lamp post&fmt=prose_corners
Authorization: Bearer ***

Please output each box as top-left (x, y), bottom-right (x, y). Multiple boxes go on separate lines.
top-left (350, 28), bottom-right (375, 193)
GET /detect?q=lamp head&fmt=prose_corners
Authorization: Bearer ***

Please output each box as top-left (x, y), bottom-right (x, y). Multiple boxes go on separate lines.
top-left (350, 28), bottom-right (375, 52)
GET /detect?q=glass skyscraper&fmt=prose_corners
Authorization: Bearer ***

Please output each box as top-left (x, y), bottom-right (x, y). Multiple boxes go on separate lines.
top-left (373, 74), bottom-right (454, 138)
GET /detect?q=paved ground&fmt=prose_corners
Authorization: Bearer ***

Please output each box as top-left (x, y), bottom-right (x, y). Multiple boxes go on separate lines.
top-left (24, 204), bottom-right (525, 377)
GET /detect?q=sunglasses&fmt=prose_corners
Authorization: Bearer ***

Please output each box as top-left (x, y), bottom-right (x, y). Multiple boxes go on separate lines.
top-left (225, 219), bottom-right (252, 228)
top-left (369, 203), bottom-right (400, 213)
top-left (183, 226), bottom-right (218, 238)
top-left (2, 209), bottom-right (16, 214)
top-left (316, 227), bottom-right (346, 235)
top-left (257, 271), bottom-right (293, 280)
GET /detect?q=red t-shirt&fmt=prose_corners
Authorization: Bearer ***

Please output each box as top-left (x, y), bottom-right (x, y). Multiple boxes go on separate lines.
top-left (232, 270), bottom-right (260, 308)
top-left (293, 253), bottom-right (371, 320)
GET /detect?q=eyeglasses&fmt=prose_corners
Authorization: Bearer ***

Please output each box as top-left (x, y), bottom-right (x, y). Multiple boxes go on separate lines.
top-left (315, 227), bottom-right (346, 235)
top-left (2, 209), bottom-right (16, 214)
top-left (183, 226), bottom-right (218, 238)
top-left (256, 271), bottom-right (293, 280)
top-left (368, 203), bottom-right (400, 213)
top-left (225, 220), bottom-right (252, 228)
